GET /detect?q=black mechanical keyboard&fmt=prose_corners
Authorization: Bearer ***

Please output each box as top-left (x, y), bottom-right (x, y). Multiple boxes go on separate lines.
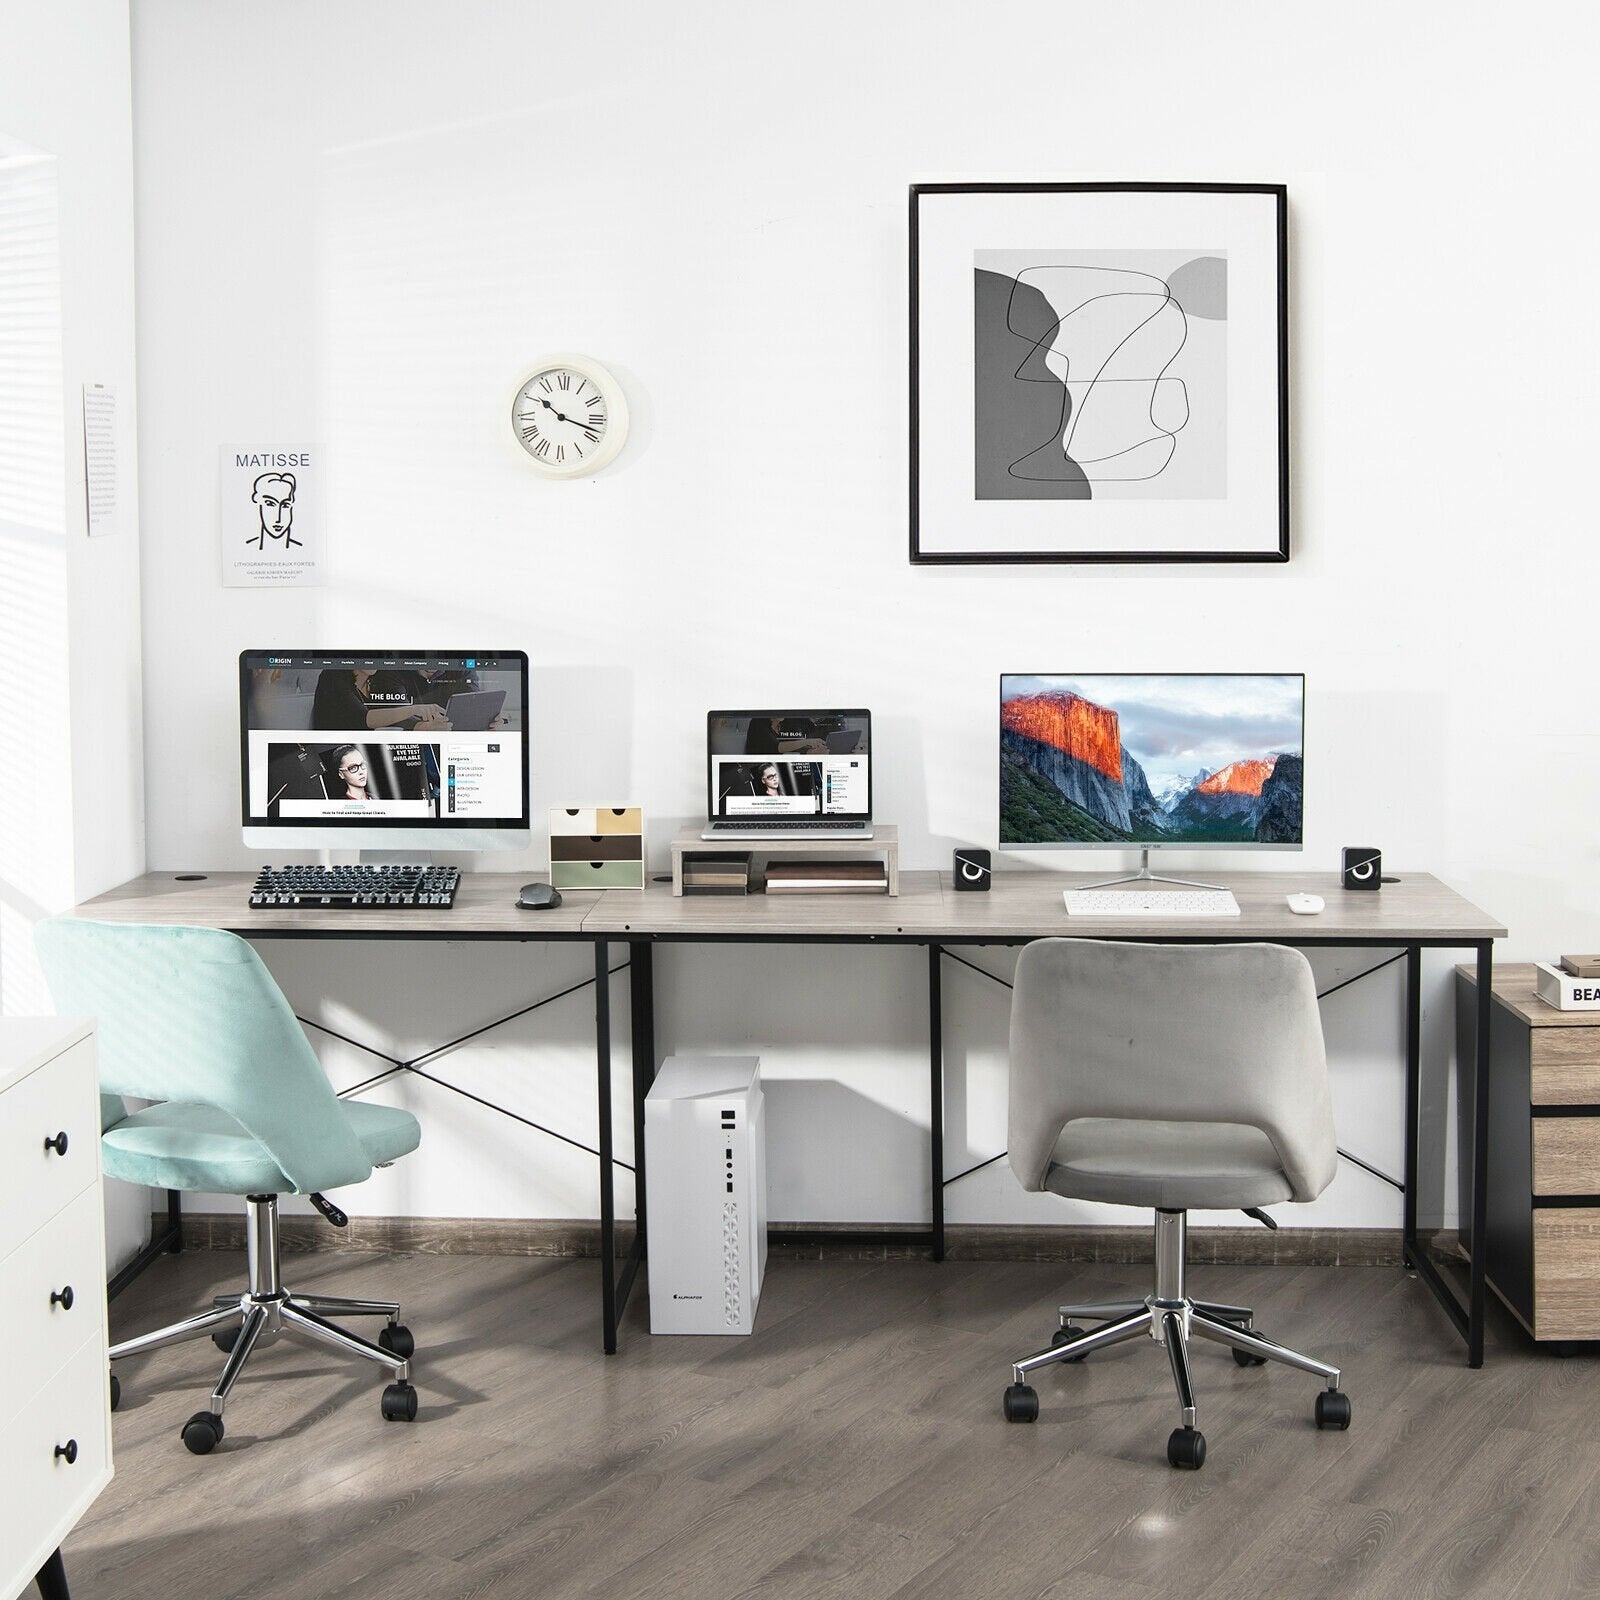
top-left (248, 864), bottom-right (461, 909)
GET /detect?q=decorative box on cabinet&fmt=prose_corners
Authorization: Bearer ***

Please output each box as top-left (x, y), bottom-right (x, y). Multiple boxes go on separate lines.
top-left (1456, 964), bottom-right (1600, 1345)
top-left (1, 1018), bottom-right (111, 1600)
top-left (548, 807), bottom-right (645, 891)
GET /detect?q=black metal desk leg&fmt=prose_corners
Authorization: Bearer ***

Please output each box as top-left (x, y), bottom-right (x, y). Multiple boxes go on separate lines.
top-left (35, 1548), bottom-right (70, 1599)
top-left (166, 1188), bottom-right (183, 1251)
top-left (1469, 941), bottom-right (1493, 1368)
top-left (595, 938), bottom-right (617, 1355)
top-left (629, 939), bottom-right (656, 1257)
top-left (929, 943), bottom-right (945, 1262)
top-left (1402, 946), bottom-right (1421, 1267)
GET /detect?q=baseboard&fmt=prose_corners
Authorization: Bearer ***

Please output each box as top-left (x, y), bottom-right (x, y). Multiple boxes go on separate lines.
top-left (161, 1212), bottom-right (1424, 1268)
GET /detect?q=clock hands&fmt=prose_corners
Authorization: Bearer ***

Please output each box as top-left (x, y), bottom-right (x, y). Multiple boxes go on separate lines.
top-left (524, 390), bottom-right (603, 429)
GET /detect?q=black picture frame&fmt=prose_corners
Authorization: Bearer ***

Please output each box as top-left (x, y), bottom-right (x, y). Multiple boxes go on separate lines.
top-left (909, 181), bottom-right (1289, 565)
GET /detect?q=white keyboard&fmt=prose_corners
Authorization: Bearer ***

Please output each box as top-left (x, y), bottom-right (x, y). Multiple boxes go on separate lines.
top-left (1063, 888), bottom-right (1241, 918)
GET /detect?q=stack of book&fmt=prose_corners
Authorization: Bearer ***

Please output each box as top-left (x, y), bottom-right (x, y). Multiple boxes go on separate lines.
top-left (681, 852), bottom-right (751, 896)
top-left (763, 859), bottom-right (888, 895)
top-left (1534, 954), bottom-right (1600, 1010)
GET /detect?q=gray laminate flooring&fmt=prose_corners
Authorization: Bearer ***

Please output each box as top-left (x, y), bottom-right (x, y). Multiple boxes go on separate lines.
top-left (60, 1247), bottom-right (1600, 1599)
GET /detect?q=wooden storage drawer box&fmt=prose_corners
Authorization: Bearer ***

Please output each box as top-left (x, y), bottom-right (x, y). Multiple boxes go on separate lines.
top-left (1457, 964), bottom-right (1600, 1345)
top-left (0, 1019), bottom-right (111, 1600)
top-left (548, 806), bottom-right (644, 890)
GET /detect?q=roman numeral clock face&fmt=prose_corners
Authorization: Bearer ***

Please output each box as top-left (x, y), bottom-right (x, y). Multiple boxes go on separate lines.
top-left (511, 355), bottom-right (629, 478)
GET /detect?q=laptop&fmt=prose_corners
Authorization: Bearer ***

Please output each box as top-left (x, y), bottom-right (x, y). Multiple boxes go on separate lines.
top-left (443, 688), bottom-right (506, 731)
top-left (701, 709), bottom-right (874, 840)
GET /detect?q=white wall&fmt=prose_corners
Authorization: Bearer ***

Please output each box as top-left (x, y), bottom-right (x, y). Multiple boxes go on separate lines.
top-left (2, 0), bottom-right (147, 1267)
top-left (129, 0), bottom-right (1600, 1231)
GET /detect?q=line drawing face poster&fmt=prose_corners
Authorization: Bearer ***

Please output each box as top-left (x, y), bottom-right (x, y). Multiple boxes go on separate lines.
top-left (220, 444), bottom-right (321, 586)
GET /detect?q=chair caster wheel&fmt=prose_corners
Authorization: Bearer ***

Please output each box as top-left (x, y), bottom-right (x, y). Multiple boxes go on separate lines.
top-left (1315, 1390), bottom-right (1352, 1430)
top-left (378, 1323), bottom-right (415, 1360)
top-left (381, 1381), bottom-right (418, 1422)
top-left (109, 1373), bottom-right (121, 1412)
top-left (1051, 1325), bottom-right (1089, 1360)
top-left (1167, 1426), bottom-right (1207, 1469)
top-left (1002, 1383), bottom-right (1039, 1423)
top-left (181, 1411), bottom-right (224, 1455)
top-left (1232, 1347), bottom-right (1267, 1367)
top-left (212, 1325), bottom-right (240, 1353)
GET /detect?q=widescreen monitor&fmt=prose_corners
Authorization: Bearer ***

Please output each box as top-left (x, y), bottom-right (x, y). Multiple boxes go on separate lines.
top-left (999, 673), bottom-right (1304, 850)
top-left (240, 650), bottom-right (530, 853)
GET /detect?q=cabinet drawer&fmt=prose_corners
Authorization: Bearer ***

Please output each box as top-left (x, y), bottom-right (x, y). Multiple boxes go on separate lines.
top-left (549, 807), bottom-right (597, 834)
top-left (0, 1336), bottom-right (111, 1583)
top-left (550, 834), bottom-right (642, 862)
top-left (1532, 1031), bottom-right (1600, 1105)
top-left (0, 1039), bottom-right (99, 1256)
top-left (550, 860), bottom-right (646, 890)
top-left (594, 807), bottom-right (642, 835)
top-left (1532, 1118), bottom-right (1600, 1195)
top-left (1533, 1208), bottom-right (1600, 1340)
top-left (0, 1186), bottom-right (108, 1428)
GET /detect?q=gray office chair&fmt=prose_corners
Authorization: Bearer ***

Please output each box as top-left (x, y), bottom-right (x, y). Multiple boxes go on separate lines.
top-left (1001, 938), bottom-right (1351, 1469)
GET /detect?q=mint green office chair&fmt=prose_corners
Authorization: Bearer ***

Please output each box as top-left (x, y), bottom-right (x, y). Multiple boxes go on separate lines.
top-left (35, 918), bottom-right (423, 1455)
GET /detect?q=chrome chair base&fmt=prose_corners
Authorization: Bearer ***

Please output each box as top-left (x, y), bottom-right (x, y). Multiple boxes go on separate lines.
top-left (110, 1195), bottom-right (413, 1434)
top-left (1003, 1210), bottom-right (1349, 1463)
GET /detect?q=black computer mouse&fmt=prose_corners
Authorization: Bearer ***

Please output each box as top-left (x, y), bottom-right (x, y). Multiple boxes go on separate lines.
top-left (517, 882), bottom-right (562, 910)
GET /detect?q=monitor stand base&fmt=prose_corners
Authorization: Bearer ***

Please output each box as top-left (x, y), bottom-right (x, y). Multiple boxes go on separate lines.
top-left (1079, 849), bottom-right (1225, 893)
top-left (319, 849), bottom-right (438, 868)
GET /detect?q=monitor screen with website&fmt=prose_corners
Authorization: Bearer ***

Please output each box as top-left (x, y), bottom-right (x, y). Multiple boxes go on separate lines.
top-left (999, 673), bottom-right (1304, 849)
top-left (240, 650), bottom-right (530, 851)
top-left (707, 711), bottom-right (871, 820)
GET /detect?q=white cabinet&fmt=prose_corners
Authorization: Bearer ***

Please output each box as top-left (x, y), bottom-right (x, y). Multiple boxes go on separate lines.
top-left (1, 1020), bottom-right (111, 1600)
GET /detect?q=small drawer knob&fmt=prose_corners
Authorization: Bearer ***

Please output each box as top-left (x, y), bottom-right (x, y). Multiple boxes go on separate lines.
top-left (43, 1130), bottom-right (69, 1157)
top-left (55, 1439), bottom-right (78, 1465)
top-left (51, 1285), bottom-right (75, 1311)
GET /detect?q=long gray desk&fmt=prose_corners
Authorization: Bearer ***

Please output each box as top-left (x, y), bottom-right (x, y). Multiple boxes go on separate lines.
top-left (74, 869), bottom-right (1505, 1362)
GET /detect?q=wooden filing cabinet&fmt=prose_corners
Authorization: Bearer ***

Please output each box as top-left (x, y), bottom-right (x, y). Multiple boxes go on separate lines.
top-left (1, 1019), bottom-right (111, 1600)
top-left (1456, 965), bottom-right (1600, 1344)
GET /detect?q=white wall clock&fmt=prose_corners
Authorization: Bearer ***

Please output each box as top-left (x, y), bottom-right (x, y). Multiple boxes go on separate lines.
top-left (511, 353), bottom-right (629, 478)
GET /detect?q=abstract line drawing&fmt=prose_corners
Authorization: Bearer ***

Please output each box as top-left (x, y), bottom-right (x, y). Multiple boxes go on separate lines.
top-left (974, 252), bottom-right (1227, 502)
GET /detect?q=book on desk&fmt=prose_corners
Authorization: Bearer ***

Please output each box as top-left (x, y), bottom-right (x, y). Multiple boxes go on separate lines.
top-left (763, 859), bottom-right (889, 894)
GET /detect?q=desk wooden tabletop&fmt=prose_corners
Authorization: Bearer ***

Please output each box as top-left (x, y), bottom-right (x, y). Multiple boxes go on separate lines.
top-left (73, 868), bottom-right (1505, 943)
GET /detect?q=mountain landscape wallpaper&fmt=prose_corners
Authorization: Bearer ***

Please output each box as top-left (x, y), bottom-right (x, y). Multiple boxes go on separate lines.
top-left (999, 674), bottom-right (1304, 846)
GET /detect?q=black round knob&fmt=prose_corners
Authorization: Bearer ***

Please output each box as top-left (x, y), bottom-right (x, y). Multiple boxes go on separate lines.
top-left (51, 1285), bottom-right (75, 1311)
top-left (55, 1439), bottom-right (78, 1464)
top-left (43, 1131), bottom-right (69, 1156)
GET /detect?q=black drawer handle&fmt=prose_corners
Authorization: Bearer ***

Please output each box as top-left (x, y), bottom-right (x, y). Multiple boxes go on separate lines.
top-left (55, 1439), bottom-right (78, 1464)
top-left (44, 1131), bottom-right (69, 1157)
top-left (51, 1285), bottom-right (75, 1311)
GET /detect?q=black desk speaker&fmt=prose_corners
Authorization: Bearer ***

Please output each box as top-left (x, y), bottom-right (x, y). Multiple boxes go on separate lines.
top-left (953, 848), bottom-right (991, 891)
top-left (1342, 847), bottom-right (1382, 891)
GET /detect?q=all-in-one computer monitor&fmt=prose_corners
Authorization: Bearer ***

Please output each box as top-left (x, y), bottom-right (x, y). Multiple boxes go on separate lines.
top-left (1000, 673), bottom-right (1304, 883)
top-left (240, 650), bottom-right (530, 854)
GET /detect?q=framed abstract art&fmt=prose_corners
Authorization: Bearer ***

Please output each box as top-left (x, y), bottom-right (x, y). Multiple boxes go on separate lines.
top-left (909, 182), bottom-right (1288, 564)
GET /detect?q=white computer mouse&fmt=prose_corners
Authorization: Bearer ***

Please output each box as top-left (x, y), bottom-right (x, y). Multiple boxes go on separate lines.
top-left (1286, 893), bottom-right (1324, 915)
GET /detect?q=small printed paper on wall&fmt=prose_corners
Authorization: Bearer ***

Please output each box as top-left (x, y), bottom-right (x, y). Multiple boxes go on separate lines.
top-left (220, 444), bottom-right (321, 586)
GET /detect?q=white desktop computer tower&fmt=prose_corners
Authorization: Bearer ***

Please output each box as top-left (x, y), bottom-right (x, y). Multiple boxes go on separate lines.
top-left (645, 1055), bottom-right (767, 1335)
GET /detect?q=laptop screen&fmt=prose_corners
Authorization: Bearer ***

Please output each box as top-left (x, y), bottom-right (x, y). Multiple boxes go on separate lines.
top-left (707, 711), bottom-right (872, 821)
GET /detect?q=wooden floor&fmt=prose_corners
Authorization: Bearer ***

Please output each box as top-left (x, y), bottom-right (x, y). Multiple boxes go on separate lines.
top-left (61, 1246), bottom-right (1600, 1599)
